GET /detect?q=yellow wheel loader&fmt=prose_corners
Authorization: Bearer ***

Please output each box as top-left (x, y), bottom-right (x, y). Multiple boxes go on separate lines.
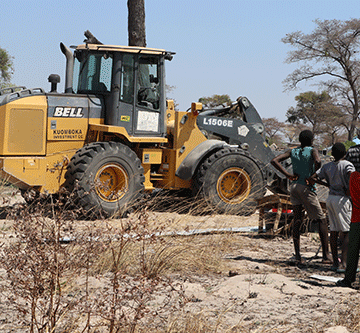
top-left (0, 31), bottom-right (287, 216)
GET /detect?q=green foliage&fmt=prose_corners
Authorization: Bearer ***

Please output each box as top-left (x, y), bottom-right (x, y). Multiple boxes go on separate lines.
top-left (286, 91), bottom-right (331, 124)
top-left (198, 94), bottom-right (232, 108)
top-left (0, 47), bottom-right (14, 89)
top-left (344, 140), bottom-right (356, 151)
top-left (286, 91), bottom-right (343, 137)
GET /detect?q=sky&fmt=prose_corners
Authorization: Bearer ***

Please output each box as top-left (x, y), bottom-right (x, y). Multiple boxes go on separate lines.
top-left (0, 0), bottom-right (359, 121)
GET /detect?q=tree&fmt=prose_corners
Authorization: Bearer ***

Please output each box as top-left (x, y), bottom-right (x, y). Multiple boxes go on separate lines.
top-left (321, 122), bottom-right (348, 147)
top-left (262, 117), bottom-right (284, 142)
top-left (337, 105), bottom-right (360, 140)
top-left (128, 0), bottom-right (146, 47)
top-left (166, 84), bottom-right (179, 110)
top-left (283, 123), bottom-right (308, 145)
top-left (198, 94), bottom-right (232, 108)
top-left (0, 47), bottom-right (14, 89)
top-left (320, 110), bottom-right (348, 146)
top-left (285, 91), bottom-right (342, 136)
top-left (282, 19), bottom-right (360, 140)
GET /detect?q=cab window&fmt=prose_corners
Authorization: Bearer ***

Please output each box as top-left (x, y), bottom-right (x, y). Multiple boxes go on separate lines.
top-left (73, 53), bottom-right (112, 94)
top-left (137, 56), bottom-right (160, 110)
top-left (120, 54), bottom-right (135, 104)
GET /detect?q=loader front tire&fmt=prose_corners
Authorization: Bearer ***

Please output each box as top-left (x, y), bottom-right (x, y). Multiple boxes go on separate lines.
top-left (194, 147), bottom-right (265, 215)
top-left (64, 142), bottom-right (144, 217)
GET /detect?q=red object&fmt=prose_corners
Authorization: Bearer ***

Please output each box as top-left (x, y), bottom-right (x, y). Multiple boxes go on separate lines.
top-left (350, 171), bottom-right (360, 223)
top-left (271, 208), bottom-right (293, 214)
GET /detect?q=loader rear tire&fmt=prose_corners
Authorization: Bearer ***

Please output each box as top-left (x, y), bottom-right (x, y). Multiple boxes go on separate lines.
top-left (194, 147), bottom-right (265, 215)
top-left (64, 142), bottom-right (144, 217)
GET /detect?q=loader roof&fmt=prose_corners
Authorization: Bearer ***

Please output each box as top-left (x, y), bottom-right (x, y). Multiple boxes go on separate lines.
top-left (76, 43), bottom-right (174, 57)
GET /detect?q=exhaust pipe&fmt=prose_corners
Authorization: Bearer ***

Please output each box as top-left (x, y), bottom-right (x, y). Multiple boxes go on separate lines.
top-left (60, 42), bottom-right (74, 93)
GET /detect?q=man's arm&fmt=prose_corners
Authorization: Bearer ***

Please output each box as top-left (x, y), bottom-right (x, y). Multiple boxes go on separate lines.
top-left (345, 163), bottom-right (356, 196)
top-left (271, 150), bottom-right (298, 181)
top-left (312, 148), bottom-right (322, 172)
top-left (309, 171), bottom-right (329, 188)
top-left (305, 148), bottom-right (323, 186)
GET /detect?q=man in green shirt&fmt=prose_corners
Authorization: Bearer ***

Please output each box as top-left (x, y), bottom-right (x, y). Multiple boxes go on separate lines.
top-left (271, 130), bottom-right (331, 264)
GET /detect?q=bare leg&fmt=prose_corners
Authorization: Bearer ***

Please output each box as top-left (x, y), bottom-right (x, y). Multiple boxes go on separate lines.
top-left (330, 231), bottom-right (339, 268)
top-left (318, 218), bottom-right (331, 262)
top-left (293, 205), bottom-right (302, 261)
top-left (340, 231), bottom-right (349, 268)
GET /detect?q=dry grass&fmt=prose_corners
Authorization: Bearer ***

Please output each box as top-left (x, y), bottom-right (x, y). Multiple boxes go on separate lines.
top-left (330, 295), bottom-right (360, 331)
top-left (0, 188), bottom-right (236, 332)
top-left (93, 233), bottom-right (235, 277)
top-left (0, 185), bottom-right (360, 332)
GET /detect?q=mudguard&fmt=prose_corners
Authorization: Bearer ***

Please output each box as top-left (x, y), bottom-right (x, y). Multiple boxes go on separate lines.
top-left (175, 139), bottom-right (227, 181)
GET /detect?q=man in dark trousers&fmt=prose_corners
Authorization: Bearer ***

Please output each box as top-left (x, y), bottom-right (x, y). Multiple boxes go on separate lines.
top-left (337, 142), bottom-right (360, 288)
top-left (271, 130), bottom-right (331, 264)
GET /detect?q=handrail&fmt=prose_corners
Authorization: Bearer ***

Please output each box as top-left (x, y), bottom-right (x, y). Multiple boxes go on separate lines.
top-left (1, 87), bottom-right (45, 105)
top-left (0, 86), bottom-right (27, 95)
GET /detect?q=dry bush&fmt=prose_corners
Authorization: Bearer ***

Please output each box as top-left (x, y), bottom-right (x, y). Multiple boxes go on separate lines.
top-left (0, 194), bottom-right (189, 333)
top-left (0, 207), bottom-right (79, 331)
top-left (0, 184), bottom-right (243, 333)
top-left (0, 177), bottom-right (21, 209)
top-left (0, 190), bottom-right (103, 332)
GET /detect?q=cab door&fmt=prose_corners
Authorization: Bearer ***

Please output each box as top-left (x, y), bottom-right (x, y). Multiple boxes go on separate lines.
top-left (133, 55), bottom-right (165, 137)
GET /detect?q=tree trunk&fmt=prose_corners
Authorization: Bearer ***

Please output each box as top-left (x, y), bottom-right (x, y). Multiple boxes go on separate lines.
top-left (349, 122), bottom-right (357, 141)
top-left (127, 0), bottom-right (146, 47)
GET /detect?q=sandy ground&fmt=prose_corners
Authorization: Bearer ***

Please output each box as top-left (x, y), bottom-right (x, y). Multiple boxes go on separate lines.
top-left (144, 210), bottom-right (357, 333)
top-left (0, 190), bottom-right (358, 333)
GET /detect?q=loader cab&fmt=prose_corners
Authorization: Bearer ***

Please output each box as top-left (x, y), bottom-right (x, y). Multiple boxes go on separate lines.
top-left (71, 44), bottom-right (173, 137)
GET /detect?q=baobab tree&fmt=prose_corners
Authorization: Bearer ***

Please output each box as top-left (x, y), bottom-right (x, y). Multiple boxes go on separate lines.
top-left (128, 0), bottom-right (146, 47)
top-left (282, 19), bottom-right (360, 140)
